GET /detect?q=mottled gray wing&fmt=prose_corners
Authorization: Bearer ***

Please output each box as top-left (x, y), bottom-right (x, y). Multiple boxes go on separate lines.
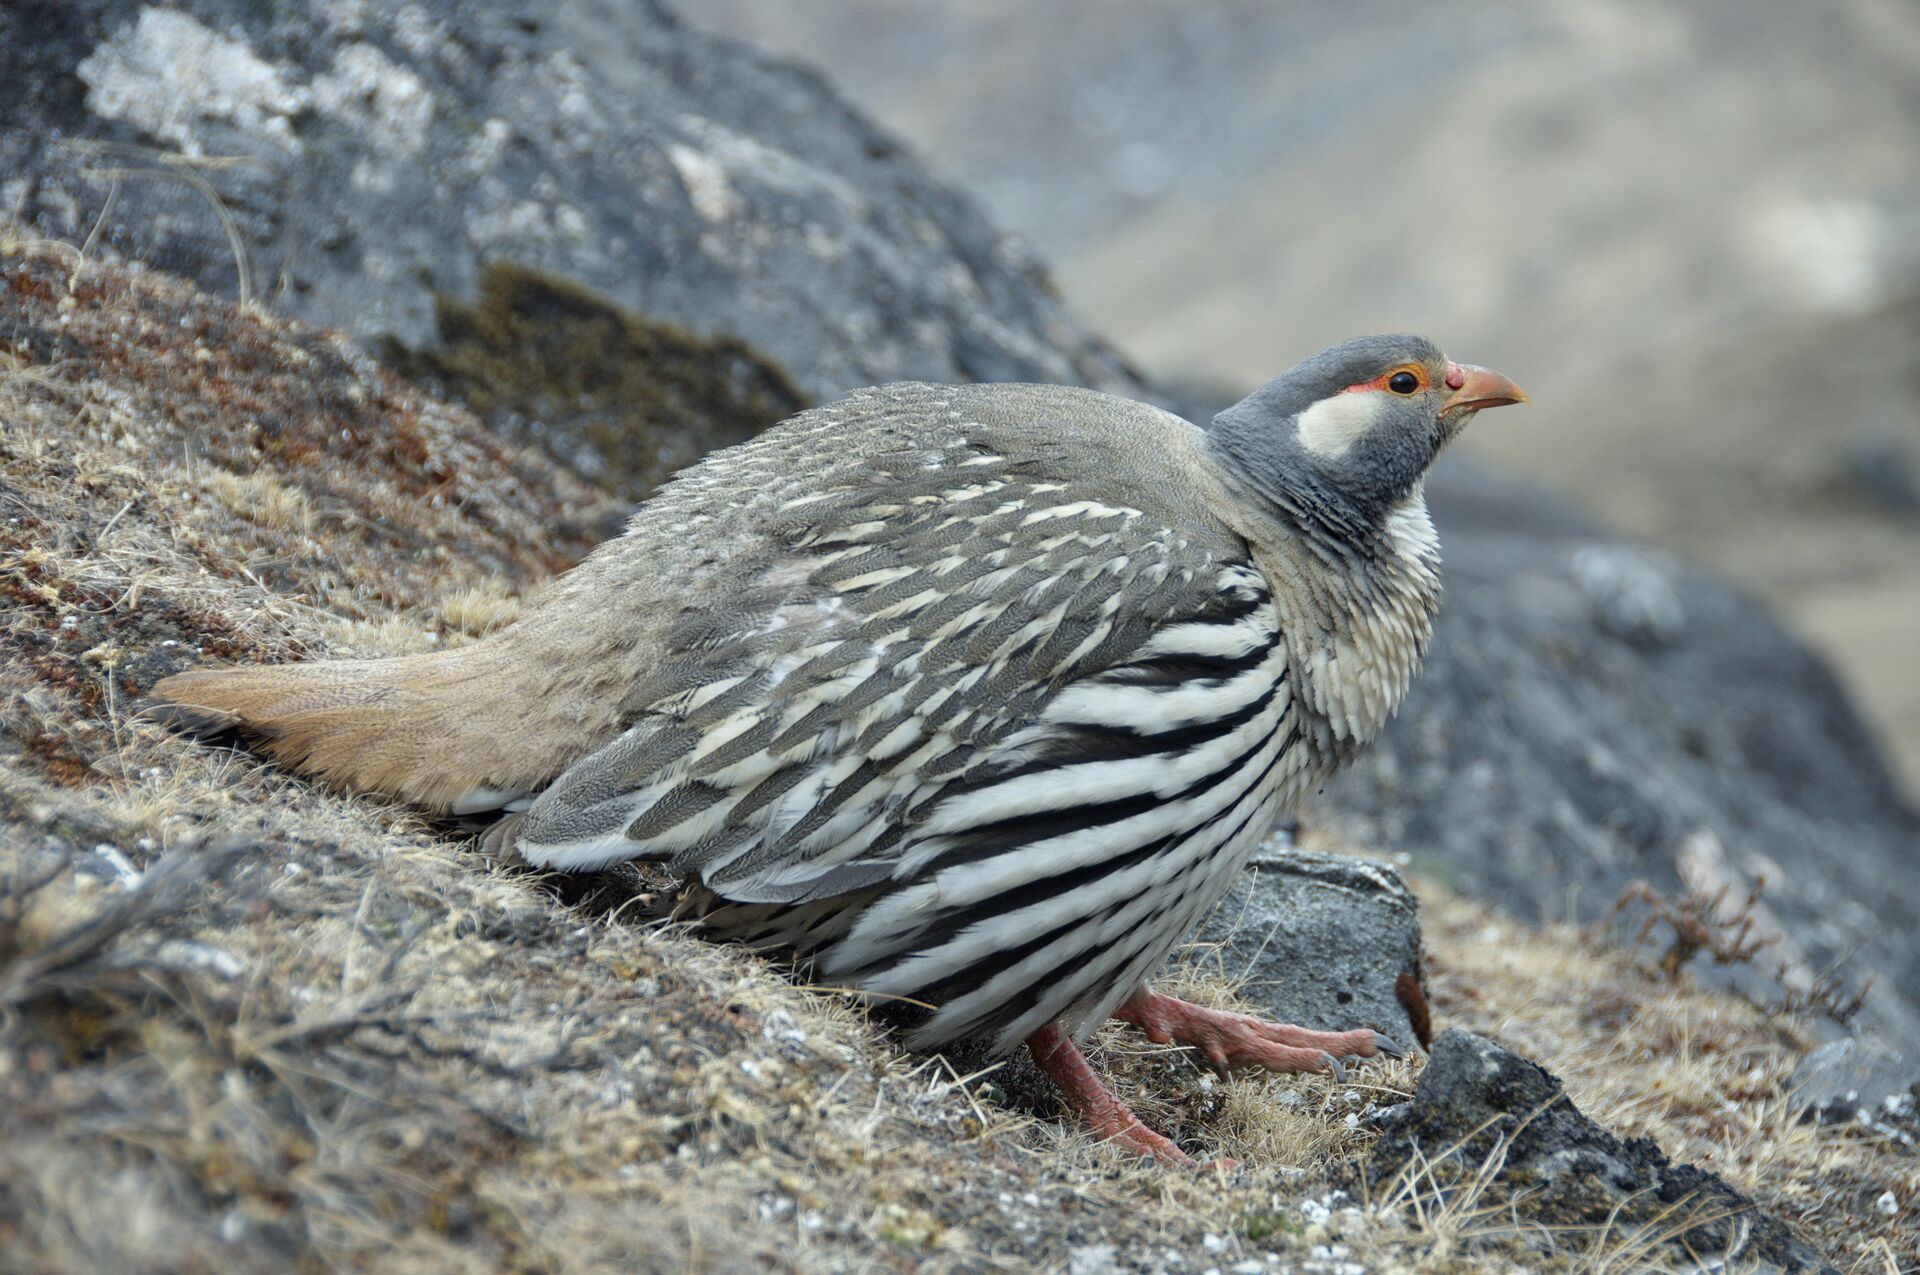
top-left (504, 387), bottom-right (1275, 904)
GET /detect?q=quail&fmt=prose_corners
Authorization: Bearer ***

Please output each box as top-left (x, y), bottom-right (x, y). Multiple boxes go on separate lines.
top-left (153, 334), bottom-right (1526, 1165)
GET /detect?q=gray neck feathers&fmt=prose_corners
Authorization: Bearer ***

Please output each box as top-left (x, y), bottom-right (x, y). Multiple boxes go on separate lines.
top-left (1205, 391), bottom-right (1378, 563)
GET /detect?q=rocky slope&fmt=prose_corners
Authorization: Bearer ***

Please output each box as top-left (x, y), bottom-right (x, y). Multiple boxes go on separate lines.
top-left (1, 2), bottom-right (1916, 1268)
top-left (4, 241), bottom-right (1910, 1271)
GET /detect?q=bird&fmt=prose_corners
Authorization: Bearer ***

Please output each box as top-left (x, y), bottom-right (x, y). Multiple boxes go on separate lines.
top-left (152, 334), bottom-right (1526, 1165)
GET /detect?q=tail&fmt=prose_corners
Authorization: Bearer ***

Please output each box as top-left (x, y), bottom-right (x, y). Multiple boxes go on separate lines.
top-left (150, 642), bottom-right (559, 810)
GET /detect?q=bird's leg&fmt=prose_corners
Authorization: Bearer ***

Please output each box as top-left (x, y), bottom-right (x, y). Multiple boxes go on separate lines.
top-left (1113, 987), bottom-right (1399, 1079)
top-left (1025, 1023), bottom-right (1193, 1167)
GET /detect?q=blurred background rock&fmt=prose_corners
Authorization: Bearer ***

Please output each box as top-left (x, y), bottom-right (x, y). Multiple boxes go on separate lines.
top-left (700, 0), bottom-right (1920, 796)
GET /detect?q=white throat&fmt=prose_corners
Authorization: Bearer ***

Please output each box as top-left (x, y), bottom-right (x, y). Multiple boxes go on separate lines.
top-left (1264, 484), bottom-right (1442, 757)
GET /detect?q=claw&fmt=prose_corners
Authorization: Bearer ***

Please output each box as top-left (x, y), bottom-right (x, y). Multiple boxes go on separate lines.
top-left (1319, 1051), bottom-right (1346, 1083)
top-left (1371, 1032), bottom-right (1406, 1059)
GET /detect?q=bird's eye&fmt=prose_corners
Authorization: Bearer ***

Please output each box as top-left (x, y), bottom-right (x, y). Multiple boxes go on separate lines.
top-left (1387, 371), bottom-right (1420, 395)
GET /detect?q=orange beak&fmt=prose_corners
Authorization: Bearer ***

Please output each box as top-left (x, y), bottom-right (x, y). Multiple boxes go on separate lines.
top-left (1441, 363), bottom-right (1529, 414)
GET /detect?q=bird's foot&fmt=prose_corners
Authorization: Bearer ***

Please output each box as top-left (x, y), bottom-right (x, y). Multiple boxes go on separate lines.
top-left (1114, 987), bottom-right (1399, 1079)
top-left (1026, 1023), bottom-right (1220, 1169)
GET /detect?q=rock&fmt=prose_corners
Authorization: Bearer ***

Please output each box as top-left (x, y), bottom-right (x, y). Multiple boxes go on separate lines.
top-left (1368, 1031), bottom-right (1836, 1273)
top-left (1326, 458), bottom-right (1920, 1054)
top-left (1789, 1037), bottom-right (1920, 1133)
top-left (1568, 545), bottom-right (1686, 648)
top-left (0, 0), bottom-right (1143, 496)
top-left (1843, 438), bottom-right (1920, 516)
top-left (1194, 840), bottom-right (1428, 1050)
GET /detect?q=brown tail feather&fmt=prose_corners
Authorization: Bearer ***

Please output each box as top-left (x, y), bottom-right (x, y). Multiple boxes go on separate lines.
top-left (150, 644), bottom-right (557, 809)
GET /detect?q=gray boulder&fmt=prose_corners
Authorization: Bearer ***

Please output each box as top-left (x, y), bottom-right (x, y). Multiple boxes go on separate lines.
top-left (1368, 1030), bottom-right (1836, 1273)
top-left (0, 0), bottom-right (1142, 495)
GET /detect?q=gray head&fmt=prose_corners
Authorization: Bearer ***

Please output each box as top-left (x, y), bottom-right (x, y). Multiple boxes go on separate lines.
top-left (1206, 334), bottom-right (1527, 546)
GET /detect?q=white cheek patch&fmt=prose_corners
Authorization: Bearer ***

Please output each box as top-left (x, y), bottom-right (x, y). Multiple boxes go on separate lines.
top-left (1294, 391), bottom-right (1382, 459)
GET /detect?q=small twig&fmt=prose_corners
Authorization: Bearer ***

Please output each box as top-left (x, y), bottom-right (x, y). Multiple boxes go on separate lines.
top-left (0, 839), bottom-right (246, 1009)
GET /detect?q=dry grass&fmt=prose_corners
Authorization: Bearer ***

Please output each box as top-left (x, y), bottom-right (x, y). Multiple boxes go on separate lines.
top-left (2, 236), bottom-right (1908, 1272)
top-left (1403, 840), bottom-right (1918, 1270)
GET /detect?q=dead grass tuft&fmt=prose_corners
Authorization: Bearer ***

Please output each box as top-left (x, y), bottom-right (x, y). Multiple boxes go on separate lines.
top-left (1408, 840), bottom-right (1919, 1270)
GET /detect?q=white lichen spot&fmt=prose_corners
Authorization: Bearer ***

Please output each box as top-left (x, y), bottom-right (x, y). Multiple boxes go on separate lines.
top-left (311, 42), bottom-right (435, 157)
top-left (391, 3), bottom-right (446, 60)
top-left (466, 117), bottom-right (514, 172)
top-left (1067, 1244), bottom-right (1119, 1275)
top-left (678, 113), bottom-right (866, 214)
top-left (321, 0), bottom-right (369, 35)
top-left (544, 50), bottom-right (599, 126)
top-left (668, 143), bottom-right (742, 224)
top-left (465, 199), bottom-right (554, 245)
top-left (78, 9), bottom-right (309, 155)
top-left (554, 203), bottom-right (590, 241)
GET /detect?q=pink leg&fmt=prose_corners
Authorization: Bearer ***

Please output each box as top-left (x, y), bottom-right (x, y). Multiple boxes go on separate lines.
top-left (1113, 987), bottom-right (1400, 1079)
top-left (1026, 1023), bottom-right (1196, 1167)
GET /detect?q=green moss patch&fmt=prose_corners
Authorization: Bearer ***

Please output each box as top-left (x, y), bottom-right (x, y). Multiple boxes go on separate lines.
top-left (389, 262), bottom-right (807, 501)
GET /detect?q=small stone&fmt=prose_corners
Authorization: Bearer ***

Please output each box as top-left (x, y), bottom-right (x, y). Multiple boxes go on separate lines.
top-left (1876, 1191), bottom-right (1898, 1216)
top-left (1067, 1243), bottom-right (1119, 1275)
top-left (1790, 1037), bottom-right (1920, 1125)
top-left (1194, 842), bottom-right (1426, 1048)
